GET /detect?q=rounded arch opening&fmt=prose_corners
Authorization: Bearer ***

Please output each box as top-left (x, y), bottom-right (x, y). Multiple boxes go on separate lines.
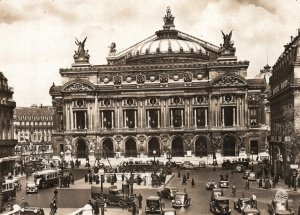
top-left (125, 138), bottom-right (137, 157)
top-left (76, 138), bottom-right (87, 158)
top-left (195, 136), bottom-right (208, 157)
top-left (103, 139), bottom-right (114, 158)
top-left (223, 135), bottom-right (236, 156)
top-left (171, 137), bottom-right (184, 157)
top-left (148, 137), bottom-right (161, 157)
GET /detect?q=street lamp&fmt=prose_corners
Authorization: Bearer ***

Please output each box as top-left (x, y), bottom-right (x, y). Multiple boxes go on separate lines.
top-left (153, 150), bottom-right (156, 163)
top-left (251, 150), bottom-right (254, 171)
top-left (167, 146), bottom-right (172, 163)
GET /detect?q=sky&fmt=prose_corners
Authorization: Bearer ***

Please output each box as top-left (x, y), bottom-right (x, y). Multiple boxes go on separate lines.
top-left (1, 0), bottom-right (300, 107)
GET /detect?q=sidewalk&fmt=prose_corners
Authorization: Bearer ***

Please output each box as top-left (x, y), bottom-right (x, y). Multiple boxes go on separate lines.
top-left (42, 207), bottom-right (142, 215)
top-left (57, 173), bottom-right (174, 190)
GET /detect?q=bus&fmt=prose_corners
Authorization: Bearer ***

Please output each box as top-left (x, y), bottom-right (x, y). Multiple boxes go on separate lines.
top-left (33, 169), bottom-right (59, 189)
top-left (2, 179), bottom-right (16, 201)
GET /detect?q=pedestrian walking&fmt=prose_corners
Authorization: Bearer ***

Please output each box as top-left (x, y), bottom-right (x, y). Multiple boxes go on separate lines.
top-left (122, 173), bottom-right (125, 182)
top-left (182, 174), bottom-right (187, 185)
top-left (84, 173), bottom-right (88, 183)
top-left (138, 193), bottom-right (143, 208)
top-left (191, 178), bottom-right (195, 186)
top-left (144, 176), bottom-right (147, 186)
top-left (89, 173), bottom-right (93, 184)
top-left (187, 171), bottom-right (190, 180)
top-left (178, 170), bottom-right (181, 178)
top-left (245, 179), bottom-right (250, 189)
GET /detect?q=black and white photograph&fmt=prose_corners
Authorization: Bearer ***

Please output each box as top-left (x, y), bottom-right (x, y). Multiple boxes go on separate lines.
top-left (0, 0), bottom-right (300, 214)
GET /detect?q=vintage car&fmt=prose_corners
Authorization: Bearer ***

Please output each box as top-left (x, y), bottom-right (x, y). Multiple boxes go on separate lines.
top-left (268, 190), bottom-right (294, 215)
top-left (157, 187), bottom-right (178, 199)
top-left (261, 178), bottom-right (272, 189)
top-left (233, 197), bottom-right (257, 213)
top-left (235, 164), bottom-right (247, 173)
top-left (198, 161), bottom-right (206, 168)
top-left (172, 192), bottom-right (191, 208)
top-left (26, 182), bottom-right (38, 194)
top-left (242, 207), bottom-right (261, 215)
top-left (210, 196), bottom-right (232, 215)
top-left (145, 196), bottom-right (163, 214)
top-left (180, 161), bottom-right (196, 170)
top-left (162, 208), bottom-right (176, 215)
top-left (206, 179), bottom-right (218, 190)
top-left (20, 206), bottom-right (45, 215)
top-left (248, 172), bottom-right (256, 181)
top-left (219, 180), bottom-right (229, 188)
top-left (243, 170), bottom-right (252, 179)
top-left (91, 185), bottom-right (130, 207)
top-left (211, 189), bottom-right (224, 202)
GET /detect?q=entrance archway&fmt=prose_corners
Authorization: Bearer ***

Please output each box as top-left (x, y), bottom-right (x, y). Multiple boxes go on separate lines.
top-left (195, 136), bottom-right (208, 157)
top-left (77, 139), bottom-right (87, 158)
top-left (148, 138), bottom-right (160, 157)
top-left (103, 139), bottom-right (114, 158)
top-left (223, 135), bottom-right (236, 156)
top-left (125, 138), bottom-right (137, 157)
top-left (172, 137), bottom-right (184, 157)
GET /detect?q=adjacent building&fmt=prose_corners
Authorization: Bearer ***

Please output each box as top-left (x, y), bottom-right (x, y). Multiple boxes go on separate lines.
top-left (13, 105), bottom-right (54, 162)
top-left (50, 8), bottom-right (269, 160)
top-left (269, 29), bottom-right (300, 176)
top-left (0, 72), bottom-right (17, 176)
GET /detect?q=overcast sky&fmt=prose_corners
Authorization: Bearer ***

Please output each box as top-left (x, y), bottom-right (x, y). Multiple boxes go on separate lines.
top-left (1, 0), bottom-right (300, 107)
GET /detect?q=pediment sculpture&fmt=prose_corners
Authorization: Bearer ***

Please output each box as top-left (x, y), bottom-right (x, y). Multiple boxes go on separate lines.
top-left (213, 76), bottom-right (246, 86)
top-left (64, 82), bottom-right (94, 92)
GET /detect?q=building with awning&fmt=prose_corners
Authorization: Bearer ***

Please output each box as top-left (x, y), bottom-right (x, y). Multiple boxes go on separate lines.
top-left (0, 72), bottom-right (17, 177)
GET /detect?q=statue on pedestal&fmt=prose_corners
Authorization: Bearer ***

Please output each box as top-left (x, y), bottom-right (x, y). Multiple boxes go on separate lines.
top-left (73, 37), bottom-right (90, 63)
top-left (220, 30), bottom-right (236, 55)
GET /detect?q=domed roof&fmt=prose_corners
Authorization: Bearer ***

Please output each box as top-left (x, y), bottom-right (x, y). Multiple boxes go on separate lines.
top-left (131, 38), bottom-right (206, 56)
top-left (107, 7), bottom-right (221, 65)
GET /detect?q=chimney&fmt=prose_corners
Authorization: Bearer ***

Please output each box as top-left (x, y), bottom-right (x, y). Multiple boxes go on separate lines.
top-left (298, 28), bottom-right (300, 35)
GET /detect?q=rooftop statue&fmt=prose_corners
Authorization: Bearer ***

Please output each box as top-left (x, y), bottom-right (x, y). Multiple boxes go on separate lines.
top-left (108, 42), bottom-right (117, 55)
top-left (220, 30), bottom-right (236, 55)
top-left (74, 37), bottom-right (90, 63)
top-left (163, 6), bottom-right (175, 30)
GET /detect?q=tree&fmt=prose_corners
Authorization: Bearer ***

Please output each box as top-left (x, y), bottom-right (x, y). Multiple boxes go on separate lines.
top-left (281, 103), bottom-right (300, 164)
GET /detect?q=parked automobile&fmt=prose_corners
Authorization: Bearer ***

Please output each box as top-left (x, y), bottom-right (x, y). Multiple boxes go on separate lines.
top-left (243, 170), bottom-right (251, 179)
top-left (20, 206), bottom-right (45, 215)
top-left (248, 172), bottom-right (256, 181)
top-left (210, 196), bottom-right (231, 214)
top-left (219, 180), bottom-right (229, 188)
top-left (145, 196), bottom-right (163, 214)
top-left (180, 161), bottom-right (196, 170)
top-left (157, 187), bottom-right (178, 199)
top-left (26, 182), bottom-right (38, 194)
top-left (242, 207), bottom-right (261, 215)
top-left (261, 178), bottom-right (272, 189)
top-left (268, 190), bottom-right (294, 215)
top-left (233, 197), bottom-right (257, 213)
top-left (162, 208), bottom-right (176, 215)
top-left (198, 161), bottom-right (206, 168)
top-left (206, 179), bottom-right (218, 190)
top-left (172, 192), bottom-right (191, 208)
top-left (211, 189), bottom-right (224, 202)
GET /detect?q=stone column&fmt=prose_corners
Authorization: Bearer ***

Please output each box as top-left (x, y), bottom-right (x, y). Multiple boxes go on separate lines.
top-left (158, 110), bottom-right (161, 128)
top-left (124, 110), bottom-right (127, 128)
top-left (134, 110), bottom-right (137, 129)
top-left (222, 107), bottom-right (225, 126)
top-left (236, 97), bottom-right (240, 126)
top-left (73, 111), bottom-right (76, 129)
top-left (70, 103), bottom-right (73, 130)
top-left (170, 109), bottom-right (173, 128)
top-left (101, 111), bottom-right (104, 129)
top-left (181, 109), bottom-right (184, 127)
top-left (245, 96), bottom-right (249, 126)
top-left (147, 110), bottom-right (150, 128)
top-left (94, 95), bottom-right (99, 129)
top-left (233, 107), bottom-right (236, 126)
top-left (115, 100), bottom-right (119, 129)
top-left (66, 104), bottom-right (70, 130)
top-left (194, 109), bottom-right (197, 127)
top-left (84, 111), bottom-right (87, 129)
top-left (205, 108), bottom-right (208, 127)
top-left (111, 111), bottom-right (114, 129)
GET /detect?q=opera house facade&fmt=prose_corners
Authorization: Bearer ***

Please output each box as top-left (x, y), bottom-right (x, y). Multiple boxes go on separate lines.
top-left (50, 8), bottom-right (269, 160)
